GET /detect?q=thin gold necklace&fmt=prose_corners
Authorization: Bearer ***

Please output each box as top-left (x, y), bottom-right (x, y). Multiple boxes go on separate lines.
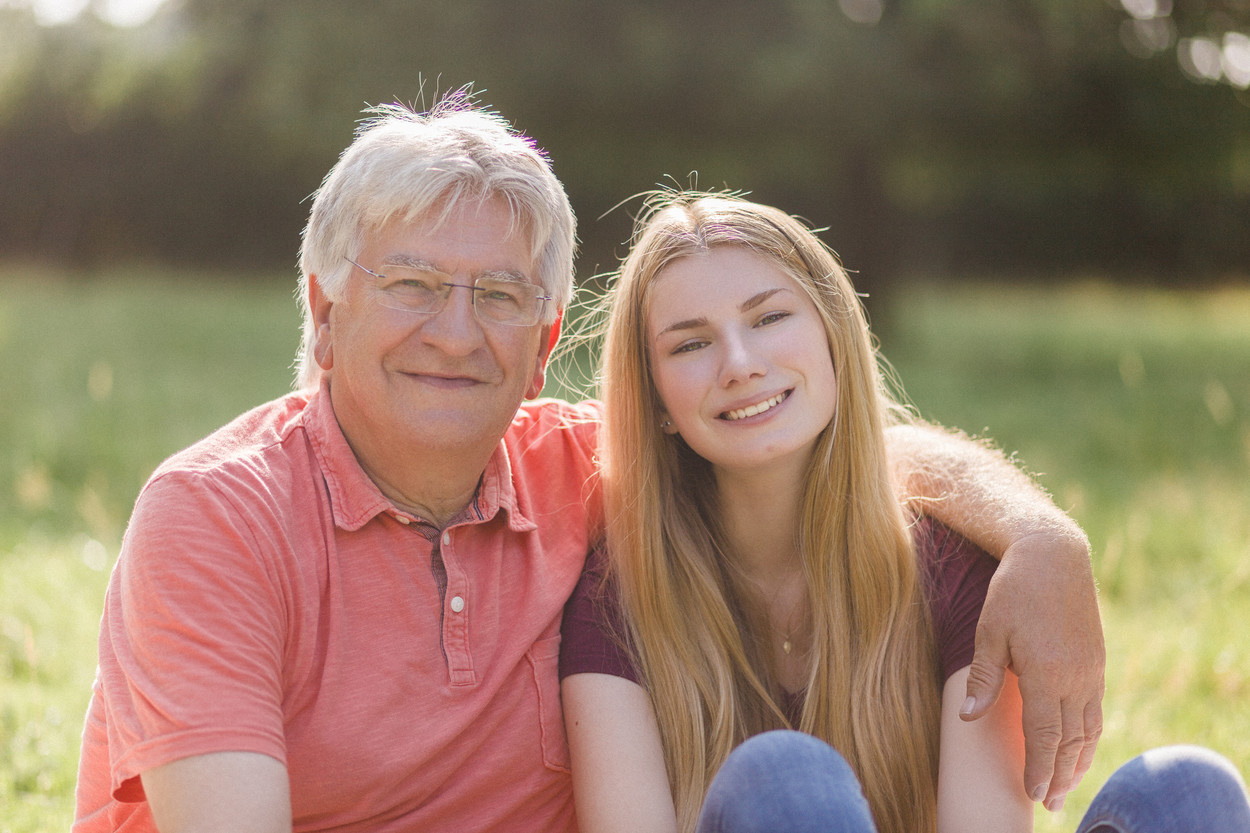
top-left (741, 563), bottom-right (805, 657)
top-left (780, 596), bottom-right (804, 655)
top-left (761, 573), bottom-right (804, 655)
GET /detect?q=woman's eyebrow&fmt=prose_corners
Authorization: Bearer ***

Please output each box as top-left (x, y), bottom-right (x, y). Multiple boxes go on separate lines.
top-left (656, 316), bottom-right (708, 338)
top-left (656, 288), bottom-right (791, 338)
top-left (741, 288), bottom-right (787, 312)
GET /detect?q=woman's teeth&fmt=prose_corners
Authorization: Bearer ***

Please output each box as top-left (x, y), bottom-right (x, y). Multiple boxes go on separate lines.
top-left (722, 391), bottom-right (789, 421)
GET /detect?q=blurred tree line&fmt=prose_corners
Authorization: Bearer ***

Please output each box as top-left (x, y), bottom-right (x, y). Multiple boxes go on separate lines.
top-left (1, 0), bottom-right (1248, 290)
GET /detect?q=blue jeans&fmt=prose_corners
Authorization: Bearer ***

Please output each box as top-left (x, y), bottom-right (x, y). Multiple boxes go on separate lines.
top-left (694, 731), bottom-right (1250, 833)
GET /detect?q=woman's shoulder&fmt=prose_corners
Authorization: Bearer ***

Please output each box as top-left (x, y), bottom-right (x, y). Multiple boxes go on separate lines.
top-left (912, 516), bottom-right (994, 578)
top-left (912, 515), bottom-right (999, 682)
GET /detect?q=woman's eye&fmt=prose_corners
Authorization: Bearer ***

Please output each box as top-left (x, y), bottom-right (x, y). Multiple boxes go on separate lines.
top-left (671, 340), bottom-right (707, 355)
top-left (757, 311), bottom-right (791, 327)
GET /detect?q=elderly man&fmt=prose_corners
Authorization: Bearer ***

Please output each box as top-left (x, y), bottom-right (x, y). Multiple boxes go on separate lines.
top-left (74, 95), bottom-right (1102, 832)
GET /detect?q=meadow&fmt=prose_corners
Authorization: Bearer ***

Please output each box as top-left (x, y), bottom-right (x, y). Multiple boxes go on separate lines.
top-left (1, 267), bottom-right (1247, 831)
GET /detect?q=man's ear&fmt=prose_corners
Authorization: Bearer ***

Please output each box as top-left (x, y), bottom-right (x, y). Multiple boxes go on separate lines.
top-left (308, 274), bottom-right (335, 371)
top-left (525, 309), bottom-right (563, 400)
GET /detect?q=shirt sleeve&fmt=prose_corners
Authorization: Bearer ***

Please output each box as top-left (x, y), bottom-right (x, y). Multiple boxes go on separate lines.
top-left (559, 546), bottom-right (639, 683)
top-left (914, 517), bottom-right (999, 682)
top-left (99, 468), bottom-right (290, 801)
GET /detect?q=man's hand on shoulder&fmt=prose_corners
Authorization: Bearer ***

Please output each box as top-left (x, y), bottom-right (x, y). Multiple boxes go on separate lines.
top-left (884, 421), bottom-right (1106, 812)
top-left (961, 529), bottom-right (1105, 813)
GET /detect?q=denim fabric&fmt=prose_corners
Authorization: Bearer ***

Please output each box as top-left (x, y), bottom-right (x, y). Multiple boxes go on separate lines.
top-left (1076, 745), bottom-right (1250, 833)
top-left (695, 732), bottom-right (1250, 833)
top-left (695, 731), bottom-right (876, 833)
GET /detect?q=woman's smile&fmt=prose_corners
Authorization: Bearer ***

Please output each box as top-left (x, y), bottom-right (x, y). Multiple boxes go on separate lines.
top-left (719, 389), bottom-right (793, 421)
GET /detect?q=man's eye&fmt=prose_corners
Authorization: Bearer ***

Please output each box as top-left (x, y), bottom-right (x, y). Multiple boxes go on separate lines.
top-left (387, 272), bottom-right (441, 293)
top-left (482, 287), bottom-right (522, 304)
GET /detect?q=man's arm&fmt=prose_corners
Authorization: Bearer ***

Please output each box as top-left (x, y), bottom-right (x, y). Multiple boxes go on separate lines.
top-left (143, 752), bottom-right (291, 833)
top-left (886, 422), bottom-right (1105, 813)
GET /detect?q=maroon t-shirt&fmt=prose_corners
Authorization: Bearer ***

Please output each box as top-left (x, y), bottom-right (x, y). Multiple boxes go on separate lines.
top-left (559, 517), bottom-right (997, 689)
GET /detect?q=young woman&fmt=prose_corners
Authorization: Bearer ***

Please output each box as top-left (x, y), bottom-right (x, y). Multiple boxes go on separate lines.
top-left (560, 192), bottom-right (1250, 833)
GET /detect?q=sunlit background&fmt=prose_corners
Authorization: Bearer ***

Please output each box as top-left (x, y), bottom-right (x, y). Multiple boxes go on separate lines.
top-left (5, 0), bottom-right (166, 27)
top-left (1, 1), bottom-right (1248, 830)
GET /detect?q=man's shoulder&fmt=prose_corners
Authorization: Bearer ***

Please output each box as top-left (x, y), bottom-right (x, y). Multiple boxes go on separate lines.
top-left (507, 397), bottom-right (602, 444)
top-left (146, 389), bottom-right (315, 497)
top-left (514, 396), bottom-right (603, 421)
top-left (502, 398), bottom-right (602, 494)
top-left (126, 390), bottom-right (322, 551)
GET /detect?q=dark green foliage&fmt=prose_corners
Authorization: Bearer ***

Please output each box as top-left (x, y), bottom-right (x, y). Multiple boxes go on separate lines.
top-left (0, 0), bottom-right (1248, 286)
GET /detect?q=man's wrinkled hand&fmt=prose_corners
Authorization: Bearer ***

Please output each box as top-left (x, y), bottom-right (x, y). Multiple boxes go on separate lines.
top-left (960, 531), bottom-right (1105, 812)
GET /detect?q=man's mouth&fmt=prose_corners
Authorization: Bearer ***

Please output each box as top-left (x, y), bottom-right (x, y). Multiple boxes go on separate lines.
top-left (720, 390), bottom-right (792, 421)
top-left (406, 371), bottom-right (480, 389)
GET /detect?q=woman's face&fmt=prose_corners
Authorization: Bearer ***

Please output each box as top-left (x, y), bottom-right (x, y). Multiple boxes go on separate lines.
top-left (645, 246), bottom-right (838, 479)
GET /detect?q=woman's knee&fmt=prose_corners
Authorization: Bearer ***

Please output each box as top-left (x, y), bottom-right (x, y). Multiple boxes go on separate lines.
top-left (697, 731), bottom-right (876, 833)
top-left (727, 730), bottom-right (858, 780)
top-left (1084, 745), bottom-right (1250, 831)
top-left (1112, 745), bottom-right (1247, 800)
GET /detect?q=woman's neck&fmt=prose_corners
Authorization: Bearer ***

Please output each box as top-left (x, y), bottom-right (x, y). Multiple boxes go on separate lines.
top-left (715, 460), bottom-right (814, 692)
top-left (715, 461), bottom-right (807, 580)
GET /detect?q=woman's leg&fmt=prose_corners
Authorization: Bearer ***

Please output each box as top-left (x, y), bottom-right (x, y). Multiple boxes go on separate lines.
top-left (1076, 745), bottom-right (1250, 833)
top-left (695, 730), bottom-right (877, 833)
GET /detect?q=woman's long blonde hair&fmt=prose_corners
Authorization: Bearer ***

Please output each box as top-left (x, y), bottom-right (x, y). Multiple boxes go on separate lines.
top-left (599, 192), bottom-right (941, 833)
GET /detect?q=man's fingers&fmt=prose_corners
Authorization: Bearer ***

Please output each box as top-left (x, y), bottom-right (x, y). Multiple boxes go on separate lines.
top-left (1073, 697), bottom-right (1104, 784)
top-left (1041, 685), bottom-right (1104, 811)
top-left (1018, 688), bottom-right (1062, 804)
top-left (960, 658), bottom-right (1007, 721)
top-left (1041, 699), bottom-right (1087, 811)
top-left (961, 620), bottom-right (1011, 721)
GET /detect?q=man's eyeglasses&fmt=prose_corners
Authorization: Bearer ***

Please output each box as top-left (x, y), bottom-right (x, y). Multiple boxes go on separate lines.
top-left (345, 257), bottom-right (552, 327)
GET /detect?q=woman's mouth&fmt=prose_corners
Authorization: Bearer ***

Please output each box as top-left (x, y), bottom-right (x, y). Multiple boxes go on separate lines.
top-left (720, 390), bottom-right (792, 421)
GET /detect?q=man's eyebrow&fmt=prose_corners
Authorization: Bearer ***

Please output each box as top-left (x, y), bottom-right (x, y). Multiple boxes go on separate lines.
top-left (382, 254), bottom-right (441, 273)
top-left (655, 288), bottom-right (791, 337)
top-left (479, 269), bottom-right (532, 284)
top-left (382, 255), bottom-right (531, 284)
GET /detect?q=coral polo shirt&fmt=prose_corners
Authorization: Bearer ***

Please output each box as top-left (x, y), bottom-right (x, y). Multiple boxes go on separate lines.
top-left (74, 385), bottom-right (601, 832)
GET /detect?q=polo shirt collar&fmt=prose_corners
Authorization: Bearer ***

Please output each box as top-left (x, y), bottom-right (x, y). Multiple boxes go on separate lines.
top-left (303, 381), bottom-right (536, 534)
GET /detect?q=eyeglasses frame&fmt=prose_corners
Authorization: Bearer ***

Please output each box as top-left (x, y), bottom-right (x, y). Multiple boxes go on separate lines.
top-left (343, 256), bottom-right (552, 328)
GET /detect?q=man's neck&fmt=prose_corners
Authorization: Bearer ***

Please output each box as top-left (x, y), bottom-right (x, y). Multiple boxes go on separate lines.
top-left (343, 428), bottom-right (498, 529)
top-left (321, 379), bottom-right (504, 528)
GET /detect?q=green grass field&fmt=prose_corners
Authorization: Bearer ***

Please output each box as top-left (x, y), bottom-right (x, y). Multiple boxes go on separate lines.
top-left (2, 267), bottom-right (1247, 831)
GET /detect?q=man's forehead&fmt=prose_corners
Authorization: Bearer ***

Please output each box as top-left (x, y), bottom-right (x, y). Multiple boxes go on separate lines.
top-left (368, 200), bottom-right (537, 276)
top-left (391, 195), bottom-right (531, 240)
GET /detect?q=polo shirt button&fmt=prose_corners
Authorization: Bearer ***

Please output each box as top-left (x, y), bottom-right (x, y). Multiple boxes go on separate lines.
top-left (450, 595), bottom-right (465, 613)
top-left (441, 532), bottom-right (451, 546)
top-left (395, 515), bottom-right (410, 525)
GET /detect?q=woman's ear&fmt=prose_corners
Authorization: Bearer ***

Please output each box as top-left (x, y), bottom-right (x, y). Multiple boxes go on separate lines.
top-left (660, 412), bottom-right (679, 435)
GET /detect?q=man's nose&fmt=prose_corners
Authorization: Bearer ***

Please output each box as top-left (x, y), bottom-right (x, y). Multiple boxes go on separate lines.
top-left (418, 284), bottom-right (486, 355)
